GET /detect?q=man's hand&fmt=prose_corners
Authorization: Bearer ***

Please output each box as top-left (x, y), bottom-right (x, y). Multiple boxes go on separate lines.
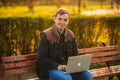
top-left (58, 65), bottom-right (67, 71)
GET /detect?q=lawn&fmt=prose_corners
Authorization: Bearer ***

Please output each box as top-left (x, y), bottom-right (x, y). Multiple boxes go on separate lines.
top-left (0, 4), bottom-right (111, 18)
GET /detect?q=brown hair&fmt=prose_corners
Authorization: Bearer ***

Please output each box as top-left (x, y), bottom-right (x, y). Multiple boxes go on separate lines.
top-left (55, 8), bottom-right (70, 18)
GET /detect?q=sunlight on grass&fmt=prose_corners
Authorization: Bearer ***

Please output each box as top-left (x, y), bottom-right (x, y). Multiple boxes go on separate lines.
top-left (0, 4), bottom-right (111, 18)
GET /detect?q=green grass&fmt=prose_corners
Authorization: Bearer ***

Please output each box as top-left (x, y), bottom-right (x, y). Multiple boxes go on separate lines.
top-left (0, 4), bottom-right (111, 18)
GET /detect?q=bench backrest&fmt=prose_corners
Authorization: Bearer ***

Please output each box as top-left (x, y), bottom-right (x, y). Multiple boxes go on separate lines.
top-left (78, 45), bottom-right (120, 64)
top-left (2, 54), bottom-right (37, 76)
top-left (2, 45), bottom-right (120, 76)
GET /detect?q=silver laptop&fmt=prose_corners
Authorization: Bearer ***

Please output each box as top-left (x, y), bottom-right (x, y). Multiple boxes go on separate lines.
top-left (63, 54), bottom-right (92, 74)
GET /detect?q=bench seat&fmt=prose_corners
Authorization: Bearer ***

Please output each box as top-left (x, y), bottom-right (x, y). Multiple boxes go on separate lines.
top-left (90, 65), bottom-right (120, 78)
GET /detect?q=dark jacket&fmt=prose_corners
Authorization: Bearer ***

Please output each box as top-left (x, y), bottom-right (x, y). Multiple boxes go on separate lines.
top-left (36, 26), bottom-right (78, 79)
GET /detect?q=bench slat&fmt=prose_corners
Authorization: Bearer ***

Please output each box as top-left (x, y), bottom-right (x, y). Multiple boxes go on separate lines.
top-left (91, 55), bottom-right (120, 64)
top-left (3, 60), bottom-right (36, 69)
top-left (90, 65), bottom-right (120, 78)
top-left (4, 66), bottom-right (36, 76)
top-left (92, 50), bottom-right (119, 58)
top-left (2, 54), bottom-right (37, 62)
top-left (78, 45), bottom-right (118, 54)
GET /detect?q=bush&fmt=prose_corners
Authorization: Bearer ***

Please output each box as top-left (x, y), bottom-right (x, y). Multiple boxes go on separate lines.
top-left (0, 15), bottom-right (120, 56)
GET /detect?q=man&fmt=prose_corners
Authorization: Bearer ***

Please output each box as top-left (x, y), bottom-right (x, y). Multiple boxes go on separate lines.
top-left (36, 8), bottom-right (93, 80)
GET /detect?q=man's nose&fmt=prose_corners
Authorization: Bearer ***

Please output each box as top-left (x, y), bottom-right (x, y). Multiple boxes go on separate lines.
top-left (60, 19), bottom-right (65, 23)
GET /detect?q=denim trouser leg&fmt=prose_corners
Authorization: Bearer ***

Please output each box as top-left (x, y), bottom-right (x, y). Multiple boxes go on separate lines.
top-left (71, 71), bottom-right (93, 80)
top-left (49, 70), bottom-right (72, 80)
top-left (49, 70), bottom-right (92, 80)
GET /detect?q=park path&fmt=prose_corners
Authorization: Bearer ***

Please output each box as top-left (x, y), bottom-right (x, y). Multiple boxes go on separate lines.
top-left (81, 9), bottom-right (120, 15)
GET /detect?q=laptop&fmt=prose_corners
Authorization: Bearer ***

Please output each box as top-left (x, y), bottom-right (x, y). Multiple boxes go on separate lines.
top-left (63, 54), bottom-right (92, 74)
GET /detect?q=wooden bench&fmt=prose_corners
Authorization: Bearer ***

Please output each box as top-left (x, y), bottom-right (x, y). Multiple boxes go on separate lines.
top-left (0, 45), bottom-right (120, 80)
top-left (0, 54), bottom-right (38, 80)
top-left (78, 45), bottom-right (120, 79)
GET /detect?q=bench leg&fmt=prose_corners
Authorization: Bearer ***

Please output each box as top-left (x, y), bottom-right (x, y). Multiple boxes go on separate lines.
top-left (108, 75), bottom-right (120, 80)
top-left (109, 75), bottom-right (120, 80)
top-left (117, 75), bottom-right (120, 80)
top-left (108, 76), bottom-right (113, 80)
top-left (18, 74), bottom-right (21, 80)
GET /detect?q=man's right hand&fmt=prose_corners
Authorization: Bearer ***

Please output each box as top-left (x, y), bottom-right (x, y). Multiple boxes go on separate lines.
top-left (58, 65), bottom-right (67, 71)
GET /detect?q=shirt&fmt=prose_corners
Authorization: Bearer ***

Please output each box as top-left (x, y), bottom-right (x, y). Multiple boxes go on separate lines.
top-left (57, 31), bottom-right (67, 64)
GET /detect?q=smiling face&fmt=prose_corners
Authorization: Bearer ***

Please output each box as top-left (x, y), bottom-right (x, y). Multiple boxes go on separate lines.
top-left (54, 8), bottom-right (70, 32)
top-left (54, 14), bottom-right (69, 31)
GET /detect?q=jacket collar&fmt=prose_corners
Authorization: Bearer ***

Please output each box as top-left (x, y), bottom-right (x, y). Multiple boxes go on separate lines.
top-left (43, 25), bottom-right (75, 44)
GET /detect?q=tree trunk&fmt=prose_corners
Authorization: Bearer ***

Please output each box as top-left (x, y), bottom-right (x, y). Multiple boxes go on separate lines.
top-left (78, 0), bottom-right (81, 13)
top-left (53, 0), bottom-right (61, 8)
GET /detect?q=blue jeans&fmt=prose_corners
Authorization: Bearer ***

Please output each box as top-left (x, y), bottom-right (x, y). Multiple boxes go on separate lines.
top-left (49, 69), bottom-right (93, 80)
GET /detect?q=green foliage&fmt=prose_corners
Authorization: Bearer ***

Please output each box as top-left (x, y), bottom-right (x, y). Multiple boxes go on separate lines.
top-left (103, 16), bottom-right (120, 46)
top-left (0, 15), bottom-right (120, 56)
top-left (69, 15), bottom-right (120, 48)
top-left (69, 15), bottom-right (98, 48)
top-left (0, 17), bottom-right (52, 56)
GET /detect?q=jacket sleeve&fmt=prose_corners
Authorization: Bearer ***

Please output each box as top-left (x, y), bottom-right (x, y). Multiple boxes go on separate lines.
top-left (72, 38), bottom-right (79, 56)
top-left (37, 33), bottom-right (59, 70)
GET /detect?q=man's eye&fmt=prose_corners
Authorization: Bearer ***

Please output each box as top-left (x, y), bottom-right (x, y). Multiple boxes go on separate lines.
top-left (58, 18), bottom-right (62, 20)
top-left (64, 19), bottom-right (68, 21)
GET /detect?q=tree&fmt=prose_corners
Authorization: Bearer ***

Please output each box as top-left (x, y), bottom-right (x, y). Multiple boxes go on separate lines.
top-left (26, 0), bottom-right (34, 13)
top-left (53, 0), bottom-right (61, 8)
top-left (78, 0), bottom-right (81, 13)
top-left (100, 0), bottom-right (104, 9)
top-left (1, 0), bottom-right (7, 6)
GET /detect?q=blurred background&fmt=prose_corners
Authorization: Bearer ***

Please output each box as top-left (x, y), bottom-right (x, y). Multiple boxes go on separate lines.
top-left (0, 0), bottom-right (120, 17)
top-left (0, 0), bottom-right (120, 80)
top-left (0, 0), bottom-right (120, 55)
